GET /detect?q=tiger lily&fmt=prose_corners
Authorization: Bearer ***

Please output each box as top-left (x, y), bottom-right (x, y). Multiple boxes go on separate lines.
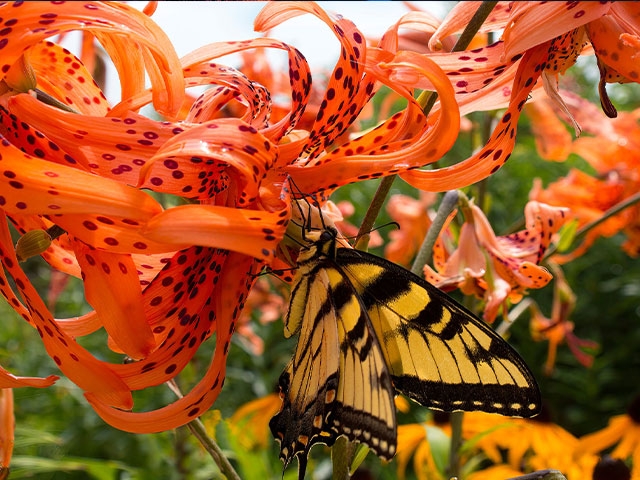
top-left (385, 1), bottom-right (640, 193)
top-left (0, 1), bottom-right (465, 434)
top-left (425, 201), bottom-right (570, 322)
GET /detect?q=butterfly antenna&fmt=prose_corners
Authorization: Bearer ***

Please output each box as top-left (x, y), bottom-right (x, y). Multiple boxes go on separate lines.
top-left (287, 175), bottom-right (313, 241)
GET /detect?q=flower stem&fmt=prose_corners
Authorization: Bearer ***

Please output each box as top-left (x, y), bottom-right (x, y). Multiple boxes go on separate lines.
top-left (331, 436), bottom-right (356, 480)
top-left (447, 411), bottom-right (464, 479)
top-left (167, 380), bottom-right (241, 480)
top-left (543, 190), bottom-right (640, 260)
top-left (411, 190), bottom-right (460, 275)
top-left (35, 88), bottom-right (80, 114)
top-left (356, 0), bottom-right (498, 250)
top-left (507, 470), bottom-right (567, 480)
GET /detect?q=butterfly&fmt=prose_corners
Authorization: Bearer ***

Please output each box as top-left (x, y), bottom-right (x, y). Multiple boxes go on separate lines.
top-left (269, 221), bottom-right (541, 479)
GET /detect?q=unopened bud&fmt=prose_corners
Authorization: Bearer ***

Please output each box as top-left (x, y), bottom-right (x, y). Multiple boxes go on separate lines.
top-left (15, 229), bottom-right (52, 262)
top-left (3, 53), bottom-right (37, 93)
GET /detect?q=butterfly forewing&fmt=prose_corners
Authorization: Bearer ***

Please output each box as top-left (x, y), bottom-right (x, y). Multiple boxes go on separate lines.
top-left (336, 248), bottom-right (541, 417)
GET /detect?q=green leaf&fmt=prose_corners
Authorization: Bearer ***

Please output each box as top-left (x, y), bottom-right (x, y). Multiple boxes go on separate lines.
top-left (459, 421), bottom-right (517, 455)
top-left (9, 456), bottom-right (138, 480)
top-left (349, 443), bottom-right (370, 475)
top-left (424, 425), bottom-right (450, 475)
top-left (556, 219), bottom-right (579, 252)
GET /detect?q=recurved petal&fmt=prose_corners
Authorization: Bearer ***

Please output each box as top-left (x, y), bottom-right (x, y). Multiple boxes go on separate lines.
top-left (428, 1), bottom-right (513, 51)
top-left (141, 205), bottom-right (288, 261)
top-left (287, 50), bottom-right (460, 193)
top-left (0, 365), bottom-right (58, 388)
top-left (0, 1), bottom-right (183, 117)
top-left (526, 100), bottom-right (572, 161)
top-left (502, 1), bottom-right (611, 60)
top-left (73, 240), bottom-right (155, 359)
top-left (85, 253), bottom-right (256, 433)
top-left (587, 15), bottom-right (640, 83)
top-left (0, 214), bottom-right (133, 409)
top-left (401, 42), bottom-right (549, 191)
top-left (256, 1), bottom-right (372, 159)
top-left (29, 41), bottom-right (110, 116)
top-left (0, 134), bottom-right (162, 219)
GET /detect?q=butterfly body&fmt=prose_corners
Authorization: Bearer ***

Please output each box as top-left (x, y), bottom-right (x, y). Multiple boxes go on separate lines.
top-left (270, 226), bottom-right (541, 478)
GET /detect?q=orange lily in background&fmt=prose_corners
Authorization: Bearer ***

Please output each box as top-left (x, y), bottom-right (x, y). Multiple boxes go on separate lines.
top-left (425, 201), bottom-right (570, 322)
top-left (531, 99), bottom-right (640, 261)
top-left (529, 263), bottom-right (597, 375)
top-left (0, 389), bottom-right (13, 479)
top-left (384, 192), bottom-right (436, 266)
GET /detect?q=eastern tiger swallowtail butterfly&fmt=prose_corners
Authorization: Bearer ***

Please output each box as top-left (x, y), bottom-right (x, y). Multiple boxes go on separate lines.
top-left (270, 223), bottom-right (540, 478)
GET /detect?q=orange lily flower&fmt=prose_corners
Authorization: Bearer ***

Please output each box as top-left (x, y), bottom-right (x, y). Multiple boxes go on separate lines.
top-left (425, 201), bottom-right (570, 322)
top-left (526, 97), bottom-right (573, 162)
top-left (384, 192), bottom-right (437, 266)
top-left (388, 1), bottom-right (640, 193)
top-left (0, 0), bottom-right (472, 435)
top-left (396, 413), bottom-right (452, 480)
top-left (529, 263), bottom-right (597, 375)
top-left (531, 99), bottom-right (640, 261)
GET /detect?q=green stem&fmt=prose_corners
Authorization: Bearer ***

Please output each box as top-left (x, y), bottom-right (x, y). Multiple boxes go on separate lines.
top-left (543, 190), bottom-right (640, 260)
top-left (355, 175), bottom-right (396, 250)
top-left (35, 88), bottom-right (80, 114)
top-left (496, 297), bottom-right (534, 337)
top-left (507, 470), bottom-right (567, 480)
top-left (447, 411), bottom-right (464, 479)
top-left (411, 190), bottom-right (460, 275)
top-left (356, 0), bottom-right (499, 250)
top-left (167, 380), bottom-right (241, 480)
top-left (331, 436), bottom-right (356, 480)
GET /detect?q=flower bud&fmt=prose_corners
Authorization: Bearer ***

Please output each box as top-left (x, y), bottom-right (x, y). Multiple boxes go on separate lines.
top-left (15, 229), bottom-right (52, 262)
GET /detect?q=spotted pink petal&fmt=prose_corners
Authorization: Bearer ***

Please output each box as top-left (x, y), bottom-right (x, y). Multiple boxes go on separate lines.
top-left (524, 201), bottom-right (571, 262)
top-left (0, 1), bottom-right (183, 117)
top-left (401, 42), bottom-right (550, 191)
top-left (0, 213), bottom-right (132, 409)
top-left (0, 133), bottom-right (162, 219)
top-left (73, 240), bottom-right (155, 359)
top-left (0, 365), bottom-right (58, 389)
top-left (141, 204), bottom-right (288, 262)
top-left (428, 1), bottom-right (514, 51)
top-left (85, 253), bottom-right (256, 433)
top-left (502, 1), bottom-right (611, 60)
top-left (287, 49), bottom-right (460, 194)
top-left (30, 41), bottom-right (110, 116)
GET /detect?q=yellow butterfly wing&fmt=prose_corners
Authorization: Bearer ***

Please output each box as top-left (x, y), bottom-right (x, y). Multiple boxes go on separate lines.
top-left (337, 247), bottom-right (541, 417)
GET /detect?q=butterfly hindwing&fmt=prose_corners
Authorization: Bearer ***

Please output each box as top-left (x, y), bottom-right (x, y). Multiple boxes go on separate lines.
top-left (270, 244), bottom-right (396, 479)
top-left (336, 247), bottom-right (541, 417)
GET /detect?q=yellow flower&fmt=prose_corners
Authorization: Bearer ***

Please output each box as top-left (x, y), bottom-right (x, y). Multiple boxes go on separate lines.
top-left (579, 395), bottom-right (640, 480)
top-left (467, 464), bottom-right (523, 480)
top-left (229, 393), bottom-right (282, 450)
